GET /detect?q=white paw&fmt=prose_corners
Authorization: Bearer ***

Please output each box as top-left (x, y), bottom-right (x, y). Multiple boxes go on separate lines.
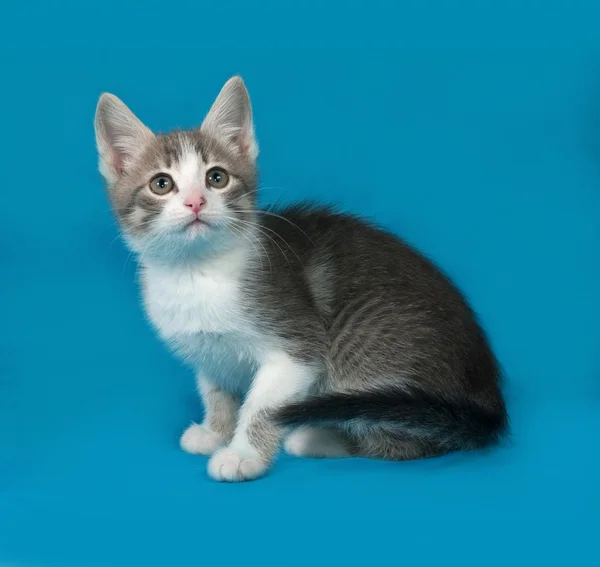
top-left (284, 427), bottom-right (350, 458)
top-left (207, 447), bottom-right (268, 482)
top-left (180, 424), bottom-right (224, 455)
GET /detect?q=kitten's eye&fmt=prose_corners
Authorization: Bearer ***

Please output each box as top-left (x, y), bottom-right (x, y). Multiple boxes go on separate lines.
top-left (206, 168), bottom-right (229, 189)
top-left (149, 174), bottom-right (175, 195)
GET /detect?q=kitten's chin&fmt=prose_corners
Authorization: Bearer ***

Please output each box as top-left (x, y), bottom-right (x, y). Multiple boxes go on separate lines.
top-left (182, 219), bottom-right (211, 240)
top-left (135, 225), bottom-right (240, 265)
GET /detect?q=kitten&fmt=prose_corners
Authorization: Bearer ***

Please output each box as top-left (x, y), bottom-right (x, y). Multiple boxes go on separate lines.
top-left (94, 76), bottom-right (508, 482)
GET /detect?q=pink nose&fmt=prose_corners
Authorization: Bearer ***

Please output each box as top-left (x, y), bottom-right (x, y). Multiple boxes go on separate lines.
top-left (184, 195), bottom-right (206, 215)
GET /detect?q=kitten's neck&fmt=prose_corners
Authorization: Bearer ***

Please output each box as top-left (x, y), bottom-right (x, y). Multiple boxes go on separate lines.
top-left (138, 231), bottom-right (254, 275)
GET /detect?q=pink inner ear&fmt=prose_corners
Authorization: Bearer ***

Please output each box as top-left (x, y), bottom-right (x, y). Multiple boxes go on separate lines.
top-left (232, 130), bottom-right (250, 154)
top-left (111, 154), bottom-right (123, 174)
top-left (108, 144), bottom-right (125, 175)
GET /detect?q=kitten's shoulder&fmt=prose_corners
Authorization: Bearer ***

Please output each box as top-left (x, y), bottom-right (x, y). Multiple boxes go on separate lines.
top-left (268, 200), bottom-right (379, 231)
top-left (270, 200), bottom-right (350, 221)
top-left (266, 200), bottom-right (393, 243)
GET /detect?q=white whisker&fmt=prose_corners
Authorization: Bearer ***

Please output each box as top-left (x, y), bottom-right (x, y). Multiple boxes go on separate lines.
top-left (235, 209), bottom-right (315, 244)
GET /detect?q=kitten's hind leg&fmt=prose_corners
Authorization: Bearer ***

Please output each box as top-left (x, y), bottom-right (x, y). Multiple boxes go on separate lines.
top-left (284, 426), bottom-right (352, 458)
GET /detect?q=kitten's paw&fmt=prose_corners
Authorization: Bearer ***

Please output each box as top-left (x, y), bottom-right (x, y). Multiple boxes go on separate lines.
top-left (207, 447), bottom-right (268, 482)
top-left (284, 427), bottom-right (351, 458)
top-left (180, 424), bottom-right (224, 455)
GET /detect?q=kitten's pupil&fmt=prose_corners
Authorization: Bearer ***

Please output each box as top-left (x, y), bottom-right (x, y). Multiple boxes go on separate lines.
top-left (212, 173), bottom-right (221, 183)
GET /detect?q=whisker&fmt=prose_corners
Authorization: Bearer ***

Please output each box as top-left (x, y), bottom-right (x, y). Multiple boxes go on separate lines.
top-left (227, 222), bottom-right (270, 274)
top-left (217, 214), bottom-right (274, 272)
top-left (234, 217), bottom-right (304, 268)
top-left (232, 219), bottom-right (300, 268)
top-left (235, 209), bottom-right (315, 245)
top-left (228, 187), bottom-right (261, 206)
top-left (200, 211), bottom-right (304, 269)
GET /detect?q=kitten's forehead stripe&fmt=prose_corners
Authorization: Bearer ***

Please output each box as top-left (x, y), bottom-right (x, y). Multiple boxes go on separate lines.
top-left (161, 132), bottom-right (185, 169)
top-left (161, 141), bottom-right (173, 169)
top-left (155, 131), bottom-right (210, 173)
top-left (193, 136), bottom-right (209, 164)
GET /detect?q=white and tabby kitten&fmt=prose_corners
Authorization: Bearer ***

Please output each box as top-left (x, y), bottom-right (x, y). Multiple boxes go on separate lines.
top-left (94, 77), bottom-right (507, 482)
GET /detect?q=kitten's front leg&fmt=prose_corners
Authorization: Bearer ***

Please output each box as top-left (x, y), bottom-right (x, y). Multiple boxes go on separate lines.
top-left (180, 375), bottom-right (240, 455)
top-left (207, 352), bottom-right (316, 482)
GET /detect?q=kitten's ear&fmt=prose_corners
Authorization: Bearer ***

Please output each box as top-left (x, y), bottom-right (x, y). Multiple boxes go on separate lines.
top-left (94, 93), bottom-right (155, 184)
top-left (201, 76), bottom-right (258, 161)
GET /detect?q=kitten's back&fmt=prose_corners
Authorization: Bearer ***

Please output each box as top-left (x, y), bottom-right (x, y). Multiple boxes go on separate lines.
top-left (259, 203), bottom-right (507, 454)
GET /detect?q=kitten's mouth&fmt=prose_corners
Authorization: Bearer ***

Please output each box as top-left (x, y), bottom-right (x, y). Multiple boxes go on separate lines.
top-left (185, 218), bottom-right (210, 230)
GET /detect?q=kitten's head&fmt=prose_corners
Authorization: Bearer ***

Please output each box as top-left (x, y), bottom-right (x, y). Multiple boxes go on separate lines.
top-left (94, 76), bottom-right (258, 261)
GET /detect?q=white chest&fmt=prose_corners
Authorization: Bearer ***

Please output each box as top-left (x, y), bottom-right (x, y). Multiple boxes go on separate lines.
top-left (140, 252), bottom-right (258, 393)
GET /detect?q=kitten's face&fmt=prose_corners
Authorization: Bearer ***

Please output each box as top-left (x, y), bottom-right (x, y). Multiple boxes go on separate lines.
top-left (94, 77), bottom-right (258, 260)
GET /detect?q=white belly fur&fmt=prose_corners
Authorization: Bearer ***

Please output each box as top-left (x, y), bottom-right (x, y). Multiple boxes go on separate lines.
top-left (140, 248), bottom-right (259, 394)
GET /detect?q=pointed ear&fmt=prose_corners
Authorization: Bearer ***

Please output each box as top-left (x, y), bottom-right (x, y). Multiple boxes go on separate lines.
top-left (201, 76), bottom-right (258, 161)
top-left (94, 93), bottom-right (155, 183)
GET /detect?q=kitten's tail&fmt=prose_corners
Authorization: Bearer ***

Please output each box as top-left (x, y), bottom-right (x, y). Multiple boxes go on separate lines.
top-left (274, 387), bottom-right (508, 450)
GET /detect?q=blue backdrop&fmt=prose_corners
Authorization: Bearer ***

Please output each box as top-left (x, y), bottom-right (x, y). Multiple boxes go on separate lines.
top-left (1, 1), bottom-right (599, 566)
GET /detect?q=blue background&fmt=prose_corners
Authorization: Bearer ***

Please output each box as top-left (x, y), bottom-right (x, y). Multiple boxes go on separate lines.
top-left (1, 1), bottom-right (599, 566)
